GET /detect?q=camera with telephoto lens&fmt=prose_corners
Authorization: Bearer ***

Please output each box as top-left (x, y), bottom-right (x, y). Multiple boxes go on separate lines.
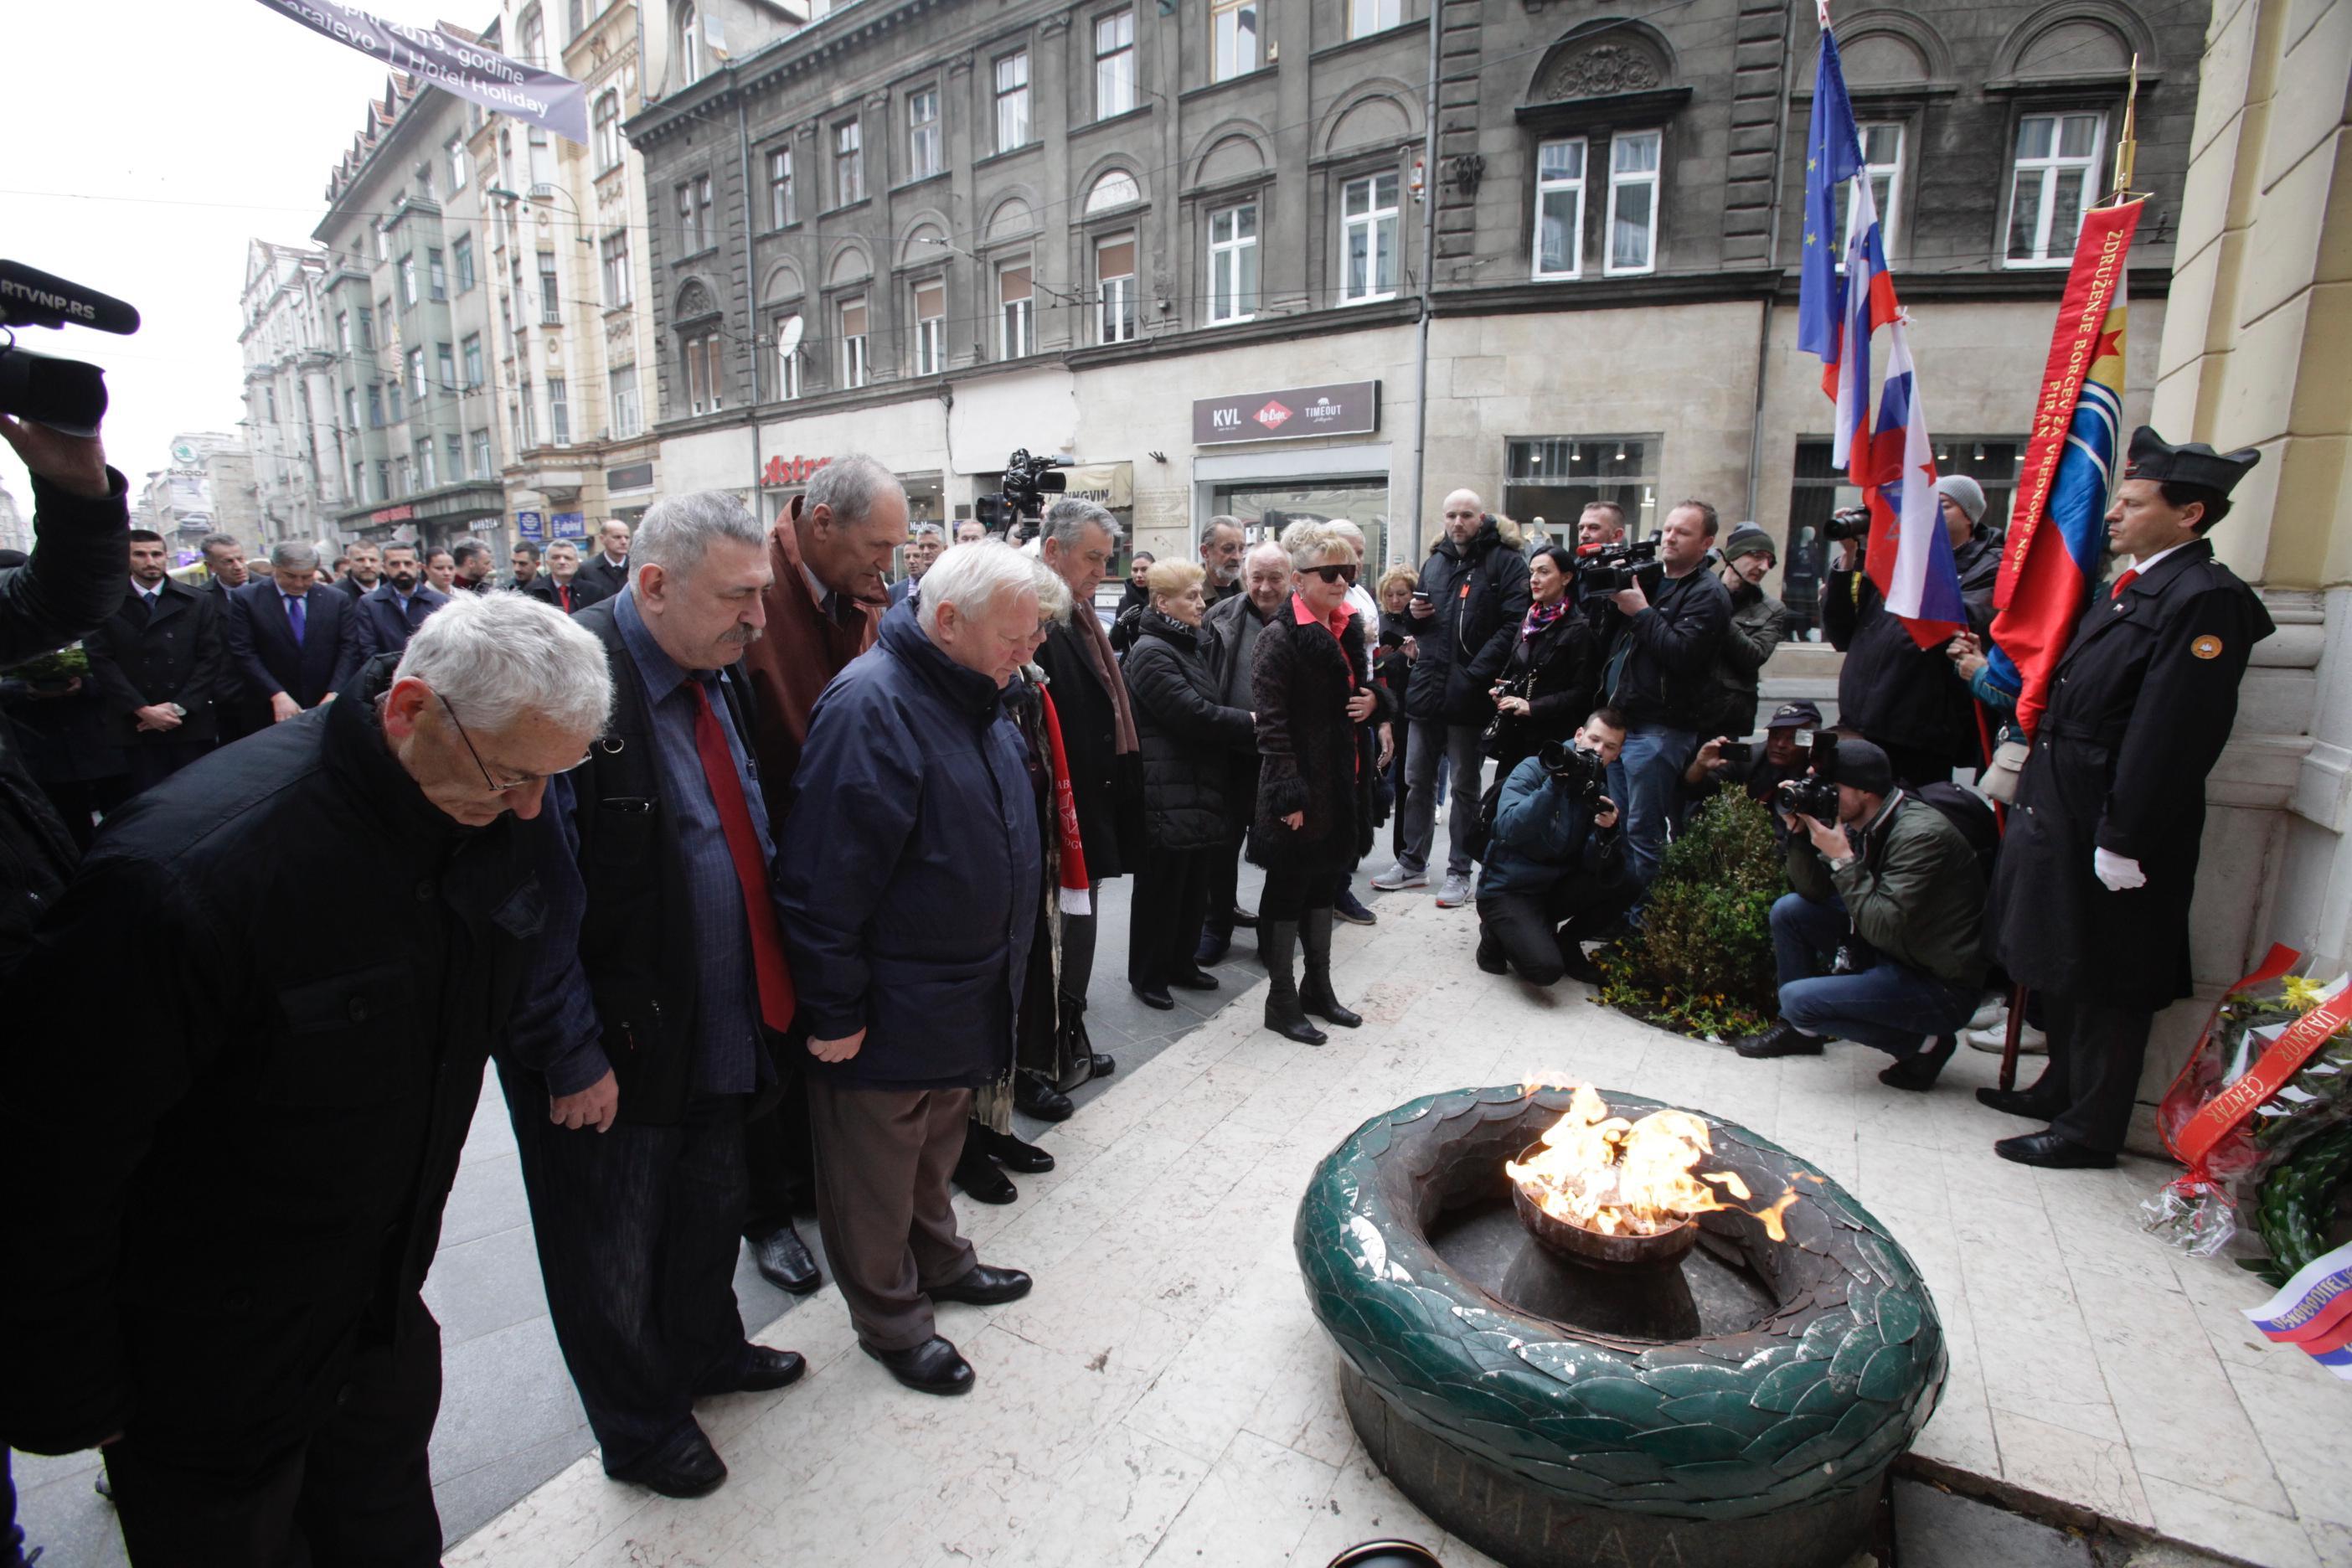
top-left (0, 260), bottom-right (142, 437)
top-left (1572, 535), bottom-right (1660, 594)
top-left (1823, 505), bottom-right (1871, 544)
top-left (1777, 730), bottom-right (1841, 823)
top-left (1537, 739), bottom-right (1611, 811)
top-left (972, 447), bottom-right (1067, 531)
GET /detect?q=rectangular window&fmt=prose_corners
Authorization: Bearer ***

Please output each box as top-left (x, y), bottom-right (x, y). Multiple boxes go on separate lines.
top-left (549, 377), bottom-right (570, 446)
top-left (357, 306), bottom-right (373, 348)
top-left (367, 384), bottom-right (385, 427)
top-left (388, 379), bottom-right (404, 424)
top-left (998, 263), bottom-right (1033, 358)
top-left (1207, 201), bottom-right (1259, 323)
top-left (909, 89), bottom-right (941, 181)
top-left (834, 119), bottom-right (864, 205)
top-left (678, 176), bottom-right (713, 254)
top-left (1349, 0), bottom-right (1399, 38)
top-left (1341, 172), bottom-right (1400, 303)
top-left (774, 313), bottom-right (804, 400)
top-left (375, 460), bottom-right (390, 500)
top-left (471, 429), bottom-right (493, 477)
top-left (769, 147), bottom-right (797, 227)
top-left (394, 456), bottom-right (410, 497)
top-left (611, 361), bottom-right (642, 436)
top-left (1533, 137), bottom-right (1586, 280)
top-left (436, 342), bottom-right (456, 389)
top-left (445, 433), bottom-right (462, 482)
top-left (399, 253), bottom-right (418, 306)
top-left (1504, 436), bottom-right (1661, 554)
top-left (462, 333), bottom-right (484, 389)
top-left (529, 125), bottom-right (554, 188)
top-left (1095, 10), bottom-right (1135, 119)
top-left (2006, 112), bottom-right (2103, 266)
top-left (594, 90), bottom-right (623, 172)
top-left (345, 388), bottom-right (359, 430)
top-left (601, 230), bottom-right (633, 307)
top-left (1605, 130), bottom-right (1660, 276)
top-left (453, 234), bottom-right (475, 292)
top-left (914, 280), bottom-right (946, 374)
top-left (353, 460), bottom-right (366, 499)
top-left (995, 52), bottom-right (1030, 152)
top-left (509, 398), bottom-right (524, 454)
top-left (447, 136), bottom-right (468, 191)
top-left (374, 224), bottom-right (387, 260)
top-left (1842, 121), bottom-right (1904, 255)
top-left (840, 297), bottom-right (869, 388)
top-left (337, 311), bottom-right (352, 353)
top-left (520, 378), bottom-right (537, 445)
top-left (265, 386), bottom-right (277, 422)
top-left (419, 438), bottom-right (437, 491)
top-left (428, 248), bottom-right (448, 302)
top-left (1212, 0), bottom-right (1257, 81)
top-left (538, 250), bottom-right (560, 324)
top-left (1096, 233), bottom-right (1137, 343)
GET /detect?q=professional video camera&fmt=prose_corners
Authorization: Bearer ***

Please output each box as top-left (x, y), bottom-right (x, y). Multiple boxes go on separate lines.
top-left (0, 260), bottom-right (140, 436)
top-left (1536, 739), bottom-right (1611, 810)
top-left (1572, 535), bottom-right (1660, 594)
top-left (1777, 730), bottom-right (1841, 823)
top-left (972, 447), bottom-right (1067, 532)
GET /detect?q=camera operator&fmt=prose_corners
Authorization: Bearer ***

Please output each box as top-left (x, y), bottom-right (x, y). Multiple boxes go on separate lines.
top-left (1596, 499), bottom-right (1733, 893)
top-left (1473, 709), bottom-right (1631, 986)
top-left (1821, 475), bottom-right (2001, 786)
top-left (1697, 524), bottom-right (1790, 740)
top-left (1682, 700), bottom-right (1819, 819)
top-left (1736, 736), bottom-right (1988, 1092)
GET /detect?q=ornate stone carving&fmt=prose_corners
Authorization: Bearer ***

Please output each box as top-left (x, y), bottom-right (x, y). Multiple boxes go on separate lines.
top-left (1040, 12), bottom-right (1072, 35)
top-left (1539, 43), bottom-right (1664, 101)
top-left (1445, 152), bottom-right (1486, 197)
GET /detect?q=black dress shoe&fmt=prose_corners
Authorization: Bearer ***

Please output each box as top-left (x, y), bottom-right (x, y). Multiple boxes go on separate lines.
top-left (1879, 1035), bottom-right (1958, 1092)
top-left (608, 1425), bottom-right (729, 1498)
top-left (1558, 946), bottom-right (1605, 986)
top-left (1088, 1052), bottom-right (1116, 1079)
top-left (863, 1335), bottom-right (975, 1396)
top-left (930, 1263), bottom-right (1034, 1306)
top-left (1475, 932), bottom-right (1509, 976)
top-left (1231, 905), bottom-right (1258, 929)
top-left (1976, 1083), bottom-right (2066, 1120)
top-left (1169, 968), bottom-right (1220, 992)
top-left (1735, 1020), bottom-right (1826, 1059)
top-left (1015, 1071), bottom-right (1075, 1122)
top-left (1195, 929), bottom-right (1232, 966)
top-left (1132, 984), bottom-right (1175, 1009)
top-left (1994, 1131), bottom-right (2117, 1169)
top-left (952, 1139), bottom-right (1018, 1204)
top-left (707, 1345), bottom-right (805, 1395)
top-left (972, 1124), bottom-right (1055, 1173)
top-left (750, 1224), bottom-right (821, 1295)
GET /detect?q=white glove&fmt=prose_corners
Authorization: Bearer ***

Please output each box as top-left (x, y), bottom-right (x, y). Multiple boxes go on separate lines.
top-left (2094, 847), bottom-right (2147, 892)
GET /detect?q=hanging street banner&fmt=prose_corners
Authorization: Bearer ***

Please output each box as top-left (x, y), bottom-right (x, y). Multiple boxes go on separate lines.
top-left (252, 0), bottom-right (591, 146)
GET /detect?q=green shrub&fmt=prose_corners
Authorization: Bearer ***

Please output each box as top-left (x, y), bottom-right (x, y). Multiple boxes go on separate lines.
top-left (1596, 792), bottom-right (1782, 1038)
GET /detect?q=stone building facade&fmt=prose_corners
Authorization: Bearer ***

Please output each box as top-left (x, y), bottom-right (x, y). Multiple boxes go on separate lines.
top-left (237, 240), bottom-right (348, 553)
top-left (624, 0), bottom-right (2204, 622)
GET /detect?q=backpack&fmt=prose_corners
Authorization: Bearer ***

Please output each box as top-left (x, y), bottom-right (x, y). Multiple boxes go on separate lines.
top-left (1911, 781), bottom-right (2000, 888)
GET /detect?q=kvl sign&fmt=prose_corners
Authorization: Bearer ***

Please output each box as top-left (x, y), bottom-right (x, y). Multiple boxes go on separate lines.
top-left (1193, 381), bottom-right (1380, 446)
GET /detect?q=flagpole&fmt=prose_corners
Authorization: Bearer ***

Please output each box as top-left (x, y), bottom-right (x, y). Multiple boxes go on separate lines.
top-left (2108, 54), bottom-right (2141, 205)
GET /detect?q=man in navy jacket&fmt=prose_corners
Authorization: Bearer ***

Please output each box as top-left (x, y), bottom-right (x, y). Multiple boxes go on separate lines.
top-left (779, 540), bottom-right (1042, 1398)
top-left (353, 543), bottom-right (451, 660)
top-left (226, 542), bottom-right (362, 722)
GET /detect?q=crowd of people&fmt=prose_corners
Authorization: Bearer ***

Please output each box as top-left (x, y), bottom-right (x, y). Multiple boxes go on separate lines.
top-left (0, 400), bottom-right (2271, 1559)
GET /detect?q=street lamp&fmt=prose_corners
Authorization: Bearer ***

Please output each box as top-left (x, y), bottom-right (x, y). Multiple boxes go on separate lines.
top-left (484, 184), bottom-right (596, 246)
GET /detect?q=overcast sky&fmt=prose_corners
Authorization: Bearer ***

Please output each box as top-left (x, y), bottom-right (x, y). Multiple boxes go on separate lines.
top-left (2, 1), bottom-right (467, 512)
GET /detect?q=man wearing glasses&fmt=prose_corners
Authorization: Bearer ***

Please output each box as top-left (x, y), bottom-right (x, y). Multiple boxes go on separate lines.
top-left (2, 593), bottom-right (615, 1561)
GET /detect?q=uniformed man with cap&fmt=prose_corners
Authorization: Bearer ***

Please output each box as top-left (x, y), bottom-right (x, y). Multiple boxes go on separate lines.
top-left (1980, 427), bottom-right (2272, 1168)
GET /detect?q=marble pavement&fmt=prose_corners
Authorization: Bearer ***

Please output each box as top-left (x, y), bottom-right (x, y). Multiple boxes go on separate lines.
top-left (426, 890), bottom-right (2352, 1568)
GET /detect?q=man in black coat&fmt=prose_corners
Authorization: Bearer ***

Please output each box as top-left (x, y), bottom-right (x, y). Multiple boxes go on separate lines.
top-left (1195, 541), bottom-right (1292, 965)
top-left (227, 541), bottom-right (363, 723)
top-left (1821, 474), bottom-right (2003, 786)
top-left (82, 528), bottom-right (228, 800)
top-left (1983, 428), bottom-right (2272, 1169)
top-left (582, 517), bottom-right (633, 601)
top-left (525, 539), bottom-right (611, 615)
top-left (354, 542), bottom-right (451, 661)
top-left (196, 534), bottom-right (267, 742)
top-left (336, 542), bottom-right (382, 602)
top-left (1378, 493), bottom-right (1530, 910)
top-left (0, 592), bottom-right (616, 1561)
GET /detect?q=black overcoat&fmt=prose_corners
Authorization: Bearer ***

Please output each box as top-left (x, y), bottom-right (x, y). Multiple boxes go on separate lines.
top-left (1036, 619), bottom-right (1142, 880)
top-left (81, 577), bottom-right (230, 748)
top-left (1249, 602), bottom-right (1393, 876)
top-left (1122, 611), bottom-right (1256, 852)
top-left (1989, 540), bottom-right (2272, 1010)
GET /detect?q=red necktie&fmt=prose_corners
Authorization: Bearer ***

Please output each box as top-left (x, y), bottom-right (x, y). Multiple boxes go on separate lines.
top-left (2110, 569), bottom-right (2139, 601)
top-left (689, 680), bottom-right (797, 1033)
top-left (559, 585), bottom-right (573, 612)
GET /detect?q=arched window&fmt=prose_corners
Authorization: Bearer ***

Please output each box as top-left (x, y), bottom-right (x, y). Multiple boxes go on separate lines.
top-left (677, 3), bottom-right (702, 86)
top-left (593, 90), bottom-right (622, 172)
top-left (518, 4), bottom-right (545, 67)
top-left (1085, 169), bottom-right (1141, 214)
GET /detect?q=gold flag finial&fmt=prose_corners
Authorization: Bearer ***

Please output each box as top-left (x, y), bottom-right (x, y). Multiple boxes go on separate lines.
top-left (2110, 54), bottom-right (2141, 204)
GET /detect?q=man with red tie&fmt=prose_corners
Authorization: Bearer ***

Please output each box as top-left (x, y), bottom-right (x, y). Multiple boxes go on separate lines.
top-left (524, 539), bottom-right (609, 616)
top-left (500, 492), bottom-right (807, 1499)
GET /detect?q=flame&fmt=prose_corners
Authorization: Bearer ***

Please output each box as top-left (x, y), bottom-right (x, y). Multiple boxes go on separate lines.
top-left (1507, 1083), bottom-right (1803, 1240)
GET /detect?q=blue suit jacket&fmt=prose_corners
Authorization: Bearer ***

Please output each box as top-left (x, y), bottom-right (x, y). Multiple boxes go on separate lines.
top-left (353, 583), bottom-right (451, 661)
top-left (226, 581), bottom-right (362, 710)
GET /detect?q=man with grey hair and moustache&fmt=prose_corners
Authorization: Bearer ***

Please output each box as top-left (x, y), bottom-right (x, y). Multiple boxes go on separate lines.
top-left (1196, 539), bottom-right (1295, 963)
top-left (503, 492), bottom-right (811, 1499)
top-left (780, 540), bottom-right (1042, 1395)
top-left (1201, 514), bottom-right (1247, 605)
top-left (3, 593), bottom-right (615, 1559)
top-left (735, 452), bottom-right (912, 1297)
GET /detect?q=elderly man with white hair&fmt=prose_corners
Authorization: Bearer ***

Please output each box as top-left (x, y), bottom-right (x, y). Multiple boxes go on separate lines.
top-left (779, 540), bottom-right (1043, 1396)
top-left (503, 491), bottom-right (812, 1499)
top-left (3, 592), bottom-right (614, 1558)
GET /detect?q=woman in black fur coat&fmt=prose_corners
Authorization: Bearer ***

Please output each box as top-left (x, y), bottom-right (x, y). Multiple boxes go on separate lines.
top-left (1247, 522), bottom-right (1395, 1044)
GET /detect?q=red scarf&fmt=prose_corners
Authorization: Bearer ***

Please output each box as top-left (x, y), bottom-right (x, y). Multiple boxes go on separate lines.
top-left (1039, 687), bottom-right (1091, 914)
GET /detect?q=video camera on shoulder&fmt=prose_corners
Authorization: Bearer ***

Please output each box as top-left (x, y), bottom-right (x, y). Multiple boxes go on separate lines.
top-left (1572, 535), bottom-right (1659, 594)
top-left (0, 260), bottom-right (141, 437)
top-left (1777, 730), bottom-right (1840, 823)
top-left (1537, 739), bottom-right (1610, 811)
top-left (973, 448), bottom-right (1066, 532)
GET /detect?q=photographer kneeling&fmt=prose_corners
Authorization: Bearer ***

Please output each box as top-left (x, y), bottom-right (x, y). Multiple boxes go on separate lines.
top-left (1474, 708), bottom-right (1631, 987)
top-left (1736, 736), bottom-right (1986, 1091)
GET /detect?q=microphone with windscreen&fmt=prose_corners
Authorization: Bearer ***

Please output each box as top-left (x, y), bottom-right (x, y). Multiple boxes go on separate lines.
top-left (0, 260), bottom-right (142, 438)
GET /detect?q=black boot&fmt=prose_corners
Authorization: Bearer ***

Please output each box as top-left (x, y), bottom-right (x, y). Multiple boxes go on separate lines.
top-left (1298, 907), bottom-right (1362, 1029)
top-left (1260, 921), bottom-right (1328, 1044)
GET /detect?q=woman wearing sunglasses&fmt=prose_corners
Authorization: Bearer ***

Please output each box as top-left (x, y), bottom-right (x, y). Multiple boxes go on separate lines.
top-left (1246, 521), bottom-right (1394, 1044)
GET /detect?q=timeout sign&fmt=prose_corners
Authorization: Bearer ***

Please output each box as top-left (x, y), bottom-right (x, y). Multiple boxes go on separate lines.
top-left (1194, 380), bottom-right (1380, 446)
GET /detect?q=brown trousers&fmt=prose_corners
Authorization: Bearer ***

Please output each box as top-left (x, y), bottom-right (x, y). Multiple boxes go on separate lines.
top-left (807, 1079), bottom-right (979, 1351)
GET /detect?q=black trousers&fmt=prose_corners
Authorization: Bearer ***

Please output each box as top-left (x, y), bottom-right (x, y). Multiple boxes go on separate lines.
top-left (501, 1062), bottom-right (753, 1474)
top-left (740, 1070), bottom-right (816, 1241)
top-left (2039, 992), bottom-right (2156, 1155)
top-left (1130, 844), bottom-right (1215, 990)
top-left (1476, 879), bottom-right (1631, 985)
top-left (1059, 878), bottom-right (1106, 1009)
top-left (103, 1298), bottom-right (443, 1568)
top-left (1257, 866), bottom-right (1336, 924)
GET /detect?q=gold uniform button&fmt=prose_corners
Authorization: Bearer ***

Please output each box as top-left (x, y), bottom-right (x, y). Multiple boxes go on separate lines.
top-left (2192, 635), bottom-right (2224, 660)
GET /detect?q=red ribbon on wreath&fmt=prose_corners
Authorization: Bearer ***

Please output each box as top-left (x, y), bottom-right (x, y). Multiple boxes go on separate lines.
top-left (2157, 944), bottom-right (2352, 1202)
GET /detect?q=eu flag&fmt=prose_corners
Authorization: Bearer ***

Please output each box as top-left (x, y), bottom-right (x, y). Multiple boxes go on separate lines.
top-left (1797, 29), bottom-right (1866, 363)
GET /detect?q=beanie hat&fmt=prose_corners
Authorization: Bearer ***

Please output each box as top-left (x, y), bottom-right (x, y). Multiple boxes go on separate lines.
top-left (1934, 474), bottom-right (1987, 525)
top-left (1722, 523), bottom-right (1777, 563)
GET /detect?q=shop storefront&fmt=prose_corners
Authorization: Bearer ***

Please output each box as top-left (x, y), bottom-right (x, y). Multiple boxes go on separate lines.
top-left (1189, 380), bottom-right (1394, 562)
top-left (341, 480), bottom-right (508, 554)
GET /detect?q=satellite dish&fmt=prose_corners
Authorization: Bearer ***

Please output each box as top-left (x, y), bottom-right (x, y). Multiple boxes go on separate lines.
top-left (776, 314), bottom-right (805, 358)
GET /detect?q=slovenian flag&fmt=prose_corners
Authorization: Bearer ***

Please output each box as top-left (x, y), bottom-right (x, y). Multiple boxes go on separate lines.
top-left (1864, 328), bottom-right (1966, 646)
